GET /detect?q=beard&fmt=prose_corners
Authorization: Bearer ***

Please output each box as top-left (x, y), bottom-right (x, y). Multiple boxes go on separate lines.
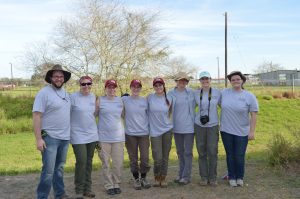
top-left (51, 81), bottom-right (64, 89)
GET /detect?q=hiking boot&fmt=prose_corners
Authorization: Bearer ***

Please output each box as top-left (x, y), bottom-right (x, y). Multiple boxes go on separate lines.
top-left (106, 189), bottom-right (115, 195)
top-left (134, 178), bottom-right (142, 190)
top-left (173, 176), bottom-right (180, 183)
top-left (160, 176), bottom-right (168, 188)
top-left (141, 177), bottom-right (151, 189)
top-left (178, 178), bottom-right (190, 185)
top-left (58, 194), bottom-right (73, 199)
top-left (83, 192), bottom-right (96, 198)
top-left (74, 193), bottom-right (84, 199)
top-left (229, 179), bottom-right (237, 187)
top-left (199, 179), bottom-right (208, 186)
top-left (237, 179), bottom-right (244, 187)
top-left (114, 188), bottom-right (122, 194)
top-left (153, 176), bottom-right (161, 187)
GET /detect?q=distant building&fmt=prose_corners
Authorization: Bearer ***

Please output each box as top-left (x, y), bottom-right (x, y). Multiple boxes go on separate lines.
top-left (255, 70), bottom-right (300, 86)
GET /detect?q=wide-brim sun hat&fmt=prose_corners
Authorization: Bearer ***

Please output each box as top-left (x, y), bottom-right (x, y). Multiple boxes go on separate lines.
top-left (227, 71), bottom-right (246, 83)
top-left (174, 72), bottom-right (190, 82)
top-left (198, 71), bottom-right (211, 79)
top-left (45, 64), bottom-right (71, 84)
top-left (153, 77), bottom-right (165, 86)
top-left (105, 79), bottom-right (118, 88)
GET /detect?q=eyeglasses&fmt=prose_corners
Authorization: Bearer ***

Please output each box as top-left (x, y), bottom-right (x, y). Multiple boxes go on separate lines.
top-left (80, 82), bottom-right (92, 86)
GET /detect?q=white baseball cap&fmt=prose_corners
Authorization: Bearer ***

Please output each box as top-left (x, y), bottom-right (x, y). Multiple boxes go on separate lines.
top-left (198, 71), bottom-right (211, 79)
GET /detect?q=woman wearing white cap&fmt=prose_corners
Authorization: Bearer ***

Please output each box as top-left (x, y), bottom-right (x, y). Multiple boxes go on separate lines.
top-left (148, 77), bottom-right (173, 188)
top-left (220, 71), bottom-right (258, 187)
top-left (168, 72), bottom-right (195, 185)
top-left (70, 76), bottom-right (98, 199)
top-left (122, 79), bottom-right (151, 190)
top-left (194, 71), bottom-right (221, 186)
top-left (96, 79), bottom-right (125, 196)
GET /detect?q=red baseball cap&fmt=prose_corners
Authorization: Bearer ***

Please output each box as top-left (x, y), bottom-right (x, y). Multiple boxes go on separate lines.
top-left (130, 79), bottom-right (142, 88)
top-left (153, 77), bottom-right (165, 86)
top-left (105, 79), bottom-right (118, 88)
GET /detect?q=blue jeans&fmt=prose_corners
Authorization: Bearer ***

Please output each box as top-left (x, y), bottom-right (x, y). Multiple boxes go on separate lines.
top-left (174, 133), bottom-right (194, 181)
top-left (221, 131), bottom-right (248, 180)
top-left (37, 135), bottom-right (69, 199)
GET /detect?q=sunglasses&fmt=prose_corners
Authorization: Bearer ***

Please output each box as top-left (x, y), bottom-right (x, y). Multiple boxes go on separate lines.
top-left (80, 82), bottom-right (92, 86)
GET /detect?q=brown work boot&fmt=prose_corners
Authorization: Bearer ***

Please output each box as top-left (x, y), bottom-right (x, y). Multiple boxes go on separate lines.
top-left (153, 176), bottom-right (161, 187)
top-left (160, 176), bottom-right (168, 188)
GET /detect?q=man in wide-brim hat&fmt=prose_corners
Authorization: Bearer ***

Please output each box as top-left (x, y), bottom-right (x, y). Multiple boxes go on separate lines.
top-left (32, 64), bottom-right (73, 199)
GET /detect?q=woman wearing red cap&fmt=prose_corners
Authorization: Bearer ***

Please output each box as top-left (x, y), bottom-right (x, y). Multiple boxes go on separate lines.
top-left (70, 76), bottom-right (98, 199)
top-left (148, 77), bottom-right (173, 188)
top-left (122, 79), bottom-right (151, 190)
top-left (96, 79), bottom-right (125, 195)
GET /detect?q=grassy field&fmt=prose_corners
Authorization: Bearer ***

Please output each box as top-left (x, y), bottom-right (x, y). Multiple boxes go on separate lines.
top-left (1, 95), bottom-right (300, 174)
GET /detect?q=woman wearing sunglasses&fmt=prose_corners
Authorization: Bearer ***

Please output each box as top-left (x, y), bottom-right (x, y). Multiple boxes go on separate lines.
top-left (97, 79), bottom-right (125, 196)
top-left (122, 79), bottom-right (151, 190)
top-left (194, 71), bottom-right (221, 186)
top-left (70, 76), bottom-right (98, 199)
top-left (148, 77), bottom-right (173, 188)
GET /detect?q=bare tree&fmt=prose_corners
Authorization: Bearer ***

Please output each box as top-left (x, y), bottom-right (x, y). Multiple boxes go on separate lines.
top-left (160, 56), bottom-right (197, 78)
top-left (254, 61), bottom-right (285, 74)
top-left (51, 0), bottom-right (169, 93)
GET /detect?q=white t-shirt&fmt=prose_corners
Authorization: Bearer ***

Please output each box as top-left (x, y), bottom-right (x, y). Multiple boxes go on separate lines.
top-left (148, 93), bottom-right (173, 137)
top-left (70, 92), bottom-right (98, 144)
top-left (32, 85), bottom-right (71, 140)
top-left (98, 96), bottom-right (125, 142)
top-left (220, 88), bottom-right (259, 136)
top-left (122, 96), bottom-right (149, 136)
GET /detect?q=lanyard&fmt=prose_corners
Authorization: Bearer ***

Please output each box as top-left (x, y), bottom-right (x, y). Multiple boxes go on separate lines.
top-left (199, 87), bottom-right (212, 117)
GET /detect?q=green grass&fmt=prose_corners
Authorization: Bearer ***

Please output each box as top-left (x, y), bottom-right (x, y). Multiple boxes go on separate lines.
top-left (1, 88), bottom-right (300, 174)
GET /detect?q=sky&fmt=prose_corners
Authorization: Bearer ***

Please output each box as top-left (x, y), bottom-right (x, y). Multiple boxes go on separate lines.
top-left (0, 0), bottom-right (300, 79)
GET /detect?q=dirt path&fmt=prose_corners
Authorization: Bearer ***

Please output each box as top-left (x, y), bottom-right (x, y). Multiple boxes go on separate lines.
top-left (0, 162), bottom-right (299, 199)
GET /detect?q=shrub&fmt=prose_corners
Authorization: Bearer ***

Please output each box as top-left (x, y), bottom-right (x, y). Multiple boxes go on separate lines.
top-left (261, 95), bottom-right (273, 100)
top-left (272, 92), bottom-right (282, 99)
top-left (282, 91), bottom-right (295, 99)
top-left (268, 133), bottom-right (300, 167)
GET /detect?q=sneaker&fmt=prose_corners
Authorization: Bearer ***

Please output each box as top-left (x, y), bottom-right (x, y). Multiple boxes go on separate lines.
top-left (114, 188), bottom-right (122, 194)
top-left (83, 192), bottom-right (96, 198)
top-left (178, 178), bottom-right (190, 185)
top-left (237, 179), bottom-right (244, 187)
top-left (229, 179), bottom-right (237, 187)
top-left (134, 178), bottom-right (142, 190)
top-left (141, 178), bottom-right (151, 189)
top-left (173, 176), bottom-right (180, 183)
top-left (106, 189), bottom-right (115, 195)
top-left (209, 180), bottom-right (218, 187)
top-left (199, 179), bottom-right (208, 186)
top-left (59, 194), bottom-right (73, 199)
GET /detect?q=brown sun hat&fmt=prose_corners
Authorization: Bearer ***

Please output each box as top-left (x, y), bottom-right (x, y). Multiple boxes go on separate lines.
top-left (174, 72), bottom-right (190, 82)
top-left (45, 64), bottom-right (71, 84)
top-left (227, 71), bottom-right (246, 83)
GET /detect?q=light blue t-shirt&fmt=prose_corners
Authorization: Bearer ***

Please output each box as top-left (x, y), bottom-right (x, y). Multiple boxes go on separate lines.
top-left (32, 85), bottom-right (71, 140)
top-left (172, 90), bottom-right (194, 134)
top-left (70, 92), bottom-right (98, 144)
top-left (220, 88), bottom-right (259, 136)
top-left (122, 96), bottom-right (149, 136)
top-left (194, 88), bottom-right (221, 127)
top-left (98, 96), bottom-right (125, 142)
top-left (148, 93), bottom-right (173, 137)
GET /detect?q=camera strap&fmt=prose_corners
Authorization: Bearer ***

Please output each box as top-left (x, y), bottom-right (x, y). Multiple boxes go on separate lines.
top-left (199, 87), bottom-right (212, 118)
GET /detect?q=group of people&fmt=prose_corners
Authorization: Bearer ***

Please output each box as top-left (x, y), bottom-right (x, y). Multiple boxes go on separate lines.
top-left (33, 64), bottom-right (258, 199)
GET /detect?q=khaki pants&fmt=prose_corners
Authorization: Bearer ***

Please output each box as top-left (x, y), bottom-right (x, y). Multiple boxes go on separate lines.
top-left (98, 142), bottom-right (124, 190)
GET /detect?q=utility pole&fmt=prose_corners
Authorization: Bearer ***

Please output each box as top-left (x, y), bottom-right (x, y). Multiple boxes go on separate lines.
top-left (9, 63), bottom-right (13, 86)
top-left (224, 12), bottom-right (228, 88)
top-left (216, 57), bottom-right (220, 85)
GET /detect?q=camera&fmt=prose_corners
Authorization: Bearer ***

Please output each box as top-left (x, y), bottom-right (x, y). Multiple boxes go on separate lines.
top-left (200, 115), bottom-right (209, 125)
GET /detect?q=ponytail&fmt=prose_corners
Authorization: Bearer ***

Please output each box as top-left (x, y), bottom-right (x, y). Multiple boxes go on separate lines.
top-left (163, 86), bottom-right (170, 106)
